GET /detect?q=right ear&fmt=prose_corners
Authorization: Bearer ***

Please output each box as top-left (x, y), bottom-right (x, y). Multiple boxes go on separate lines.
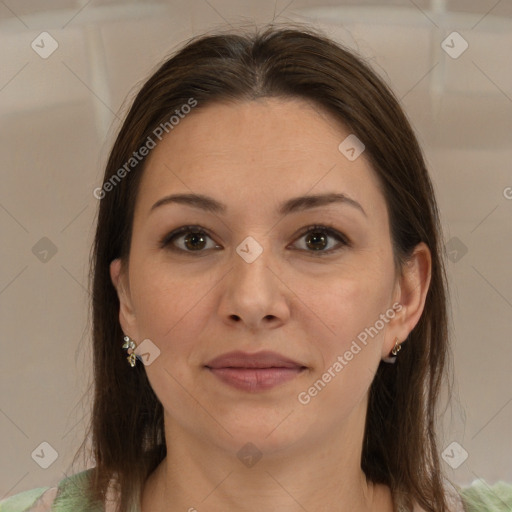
top-left (110, 258), bottom-right (138, 339)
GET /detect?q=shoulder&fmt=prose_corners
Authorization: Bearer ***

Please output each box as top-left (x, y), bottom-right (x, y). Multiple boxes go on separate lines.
top-left (411, 479), bottom-right (512, 512)
top-left (0, 486), bottom-right (54, 512)
top-left (457, 479), bottom-right (512, 512)
top-left (0, 469), bottom-right (102, 512)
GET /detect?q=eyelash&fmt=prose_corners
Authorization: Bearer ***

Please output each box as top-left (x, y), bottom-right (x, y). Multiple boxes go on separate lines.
top-left (158, 224), bottom-right (351, 256)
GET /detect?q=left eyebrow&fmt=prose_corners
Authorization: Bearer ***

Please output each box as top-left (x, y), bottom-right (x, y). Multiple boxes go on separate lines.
top-left (278, 192), bottom-right (367, 218)
top-left (149, 192), bottom-right (367, 218)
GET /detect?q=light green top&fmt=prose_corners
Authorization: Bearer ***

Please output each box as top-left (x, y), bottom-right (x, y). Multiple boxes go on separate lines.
top-left (1, 469), bottom-right (512, 511)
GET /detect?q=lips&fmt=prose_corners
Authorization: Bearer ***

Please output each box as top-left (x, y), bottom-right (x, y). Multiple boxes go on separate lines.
top-left (205, 350), bottom-right (305, 370)
top-left (205, 350), bottom-right (307, 392)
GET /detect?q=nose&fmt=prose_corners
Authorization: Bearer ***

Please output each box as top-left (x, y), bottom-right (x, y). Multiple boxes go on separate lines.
top-left (217, 238), bottom-right (291, 331)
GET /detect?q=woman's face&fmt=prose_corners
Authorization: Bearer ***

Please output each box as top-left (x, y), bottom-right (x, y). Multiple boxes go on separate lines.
top-left (111, 98), bottom-right (428, 457)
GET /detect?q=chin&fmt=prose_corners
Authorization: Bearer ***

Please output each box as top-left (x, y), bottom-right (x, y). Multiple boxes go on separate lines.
top-left (208, 413), bottom-right (307, 456)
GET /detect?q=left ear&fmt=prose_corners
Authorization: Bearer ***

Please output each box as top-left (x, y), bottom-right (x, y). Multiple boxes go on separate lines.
top-left (383, 242), bottom-right (432, 358)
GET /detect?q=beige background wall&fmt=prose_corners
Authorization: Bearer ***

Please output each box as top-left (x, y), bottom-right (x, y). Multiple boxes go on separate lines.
top-left (1, 0), bottom-right (511, 498)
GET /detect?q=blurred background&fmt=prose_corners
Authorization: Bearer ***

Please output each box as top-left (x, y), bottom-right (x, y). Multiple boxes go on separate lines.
top-left (1, 0), bottom-right (511, 499)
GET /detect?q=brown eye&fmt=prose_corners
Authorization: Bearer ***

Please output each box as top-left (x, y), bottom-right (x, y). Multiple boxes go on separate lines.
top-left (183, 232), bottom-right (208, 251)
top-left (159, 226), bottom-right (220, 254)
top-left (291, 225), bottom-right (350, 255)
top-left (305, 231), bottom-right (328, 251)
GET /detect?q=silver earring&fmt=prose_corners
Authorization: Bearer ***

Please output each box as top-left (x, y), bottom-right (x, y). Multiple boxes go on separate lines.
top-left (122, 335), bottom-right (142, 367)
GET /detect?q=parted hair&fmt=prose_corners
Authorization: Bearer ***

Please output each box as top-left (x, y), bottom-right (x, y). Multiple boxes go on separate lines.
top-left (77, 23), bottom-right (454, 512)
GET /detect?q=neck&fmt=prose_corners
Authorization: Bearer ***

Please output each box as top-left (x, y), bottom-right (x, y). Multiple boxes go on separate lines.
top-left (140, 400), bottom-right (393, 512)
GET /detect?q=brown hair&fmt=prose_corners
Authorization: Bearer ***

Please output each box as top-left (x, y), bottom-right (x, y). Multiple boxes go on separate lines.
top-left (77, 23), bottom-right (454, 512)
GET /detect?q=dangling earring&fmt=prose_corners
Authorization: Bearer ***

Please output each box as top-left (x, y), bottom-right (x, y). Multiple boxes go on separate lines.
top-left (122, 335), bottom-right (142, 367)
top-left (382, 337), bottom-right (402, 364)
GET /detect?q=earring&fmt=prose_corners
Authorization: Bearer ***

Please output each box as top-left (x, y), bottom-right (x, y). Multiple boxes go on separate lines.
top-left (382, 337), bottom-right (402, 364)
top-left (391, 337), bottom-right (402, 356)
top-left (122, 335), bottom-right (142, 367)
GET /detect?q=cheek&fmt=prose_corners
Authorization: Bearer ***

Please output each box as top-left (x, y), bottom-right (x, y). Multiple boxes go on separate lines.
top-left (297, 266), bottom-right (393, 351)
top-left (129, 268), bottom-right (216, 400)
top-left (129, 260), bottom-right (214, 351)
top-left (296, 277), bottom-right (391, 419)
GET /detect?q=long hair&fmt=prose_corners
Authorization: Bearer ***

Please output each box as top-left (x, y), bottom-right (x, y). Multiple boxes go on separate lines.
top-left (78, 23), bottom-right (453, 512)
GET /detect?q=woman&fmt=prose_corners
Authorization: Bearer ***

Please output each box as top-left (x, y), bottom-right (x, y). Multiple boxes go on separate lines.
top-left (2, 24), bottom-right (511, 512)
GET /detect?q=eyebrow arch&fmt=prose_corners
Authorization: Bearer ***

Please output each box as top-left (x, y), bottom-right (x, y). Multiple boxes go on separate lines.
top-left (150, 192), bottom-right (367, 218)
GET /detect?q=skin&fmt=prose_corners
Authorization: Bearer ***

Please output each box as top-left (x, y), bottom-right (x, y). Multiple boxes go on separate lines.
top-left (110, 98), bottom-right (431, 512)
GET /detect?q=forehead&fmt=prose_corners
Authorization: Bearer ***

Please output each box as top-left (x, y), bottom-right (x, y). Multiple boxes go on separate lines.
top-left (135, 98), bottom-right (387, 223)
